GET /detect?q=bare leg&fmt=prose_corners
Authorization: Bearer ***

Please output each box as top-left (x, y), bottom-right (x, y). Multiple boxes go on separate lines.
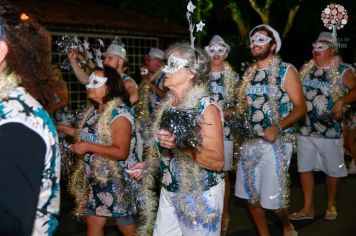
top-left (350, 128), bottom-right (356, 159)
top-left (221, 172), bottom-right (231, 235)
top-left (118, 223), bottom-right (137, 236)
top-left (343, 128), bottom-right (351, 155)
top-left (299, 171), bottom-right (315, 215)
top-left (274, 209), bottom-right (295, 236)
top-left (86, 215), bottom-right (106, 236)
top-left (326, 176), bottom-right (338, 209)
top-left (249, 205), bottom-right (270, 236)
top-left (345, 128), bottom-right (356, 164)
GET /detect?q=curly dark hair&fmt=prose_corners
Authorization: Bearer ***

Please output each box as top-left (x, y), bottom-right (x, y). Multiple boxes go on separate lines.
top-left (0, 1), bottom-right (54, 110)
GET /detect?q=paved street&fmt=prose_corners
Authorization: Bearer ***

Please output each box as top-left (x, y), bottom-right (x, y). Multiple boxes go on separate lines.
top-left (55, 157), bottom-right (356, 236)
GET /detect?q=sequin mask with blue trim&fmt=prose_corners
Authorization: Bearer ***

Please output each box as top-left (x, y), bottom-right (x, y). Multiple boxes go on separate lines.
top-left (162, 55), bottom-right (189, 74)
top-left (86, 72), bottom-right (108, 89)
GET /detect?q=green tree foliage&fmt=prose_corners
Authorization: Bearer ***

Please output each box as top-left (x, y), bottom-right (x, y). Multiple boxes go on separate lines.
top-left (226, 0), bottom-right (303, 40)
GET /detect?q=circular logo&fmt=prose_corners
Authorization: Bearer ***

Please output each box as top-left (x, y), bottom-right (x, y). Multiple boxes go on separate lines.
top-left (321, 3), bottom-right (348, 30)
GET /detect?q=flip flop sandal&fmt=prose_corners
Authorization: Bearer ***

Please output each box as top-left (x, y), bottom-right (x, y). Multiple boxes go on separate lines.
top-left (289, 211), bottom-right (314, 220)
top-left (325, 206), bottom-right (337, 220)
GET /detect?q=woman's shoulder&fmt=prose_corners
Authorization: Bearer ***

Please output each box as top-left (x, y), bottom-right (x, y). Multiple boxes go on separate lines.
top-left (199, 95), bottom-right (216, 107)
top-left (111, 104), bottom-right (134, 124)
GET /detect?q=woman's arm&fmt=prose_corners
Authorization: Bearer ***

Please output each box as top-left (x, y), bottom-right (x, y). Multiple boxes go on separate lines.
top-left (191, 105), bottom-right (224, 171)
top-left (70, 116), bottom-right (132, 161)
top-left (56, 124), bottom-right (76, 137)
top-left (68, 49), bottom-right (90, 85)
top-left (333, 69), bottom-right (356, 119)
top-left (158, 104), bottom-right (224, 171)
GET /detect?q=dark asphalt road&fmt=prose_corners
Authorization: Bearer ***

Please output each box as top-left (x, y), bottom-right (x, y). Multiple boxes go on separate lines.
top-left (55, 157), bottom-right (356, 236)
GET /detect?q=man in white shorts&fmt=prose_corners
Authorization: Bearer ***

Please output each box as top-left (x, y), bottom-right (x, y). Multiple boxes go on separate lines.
top-left (290, 32), bottom-right (356, 221)
top-left (204, 35), bottom-right (239, 235)
top-left (235, 24), bottom-right (306, 236)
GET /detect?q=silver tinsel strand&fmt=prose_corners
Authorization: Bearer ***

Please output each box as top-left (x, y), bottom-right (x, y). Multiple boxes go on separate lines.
top-left (159, 108), bottom-right (202, 149)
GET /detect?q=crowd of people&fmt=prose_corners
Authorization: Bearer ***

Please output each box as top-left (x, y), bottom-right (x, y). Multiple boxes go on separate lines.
top-left (0, 1), bottom-right (356, 236)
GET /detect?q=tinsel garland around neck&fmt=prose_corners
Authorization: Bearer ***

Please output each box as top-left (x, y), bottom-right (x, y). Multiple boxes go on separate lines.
top-left (137, 85), bottom-right (222, 234)
top-left (236, 57), bottom-right (292, 207)
top-left (135, 69), bottom-right (163, 125)
top-left (158, 86), bottom-right (208, 149)
top-left (149, 85), bottom-right (209, 149)
top-left (235, 56), bottom-right (282, 139)
top-left (300, 56), bottom-right (348, 126)
top-left (209, 62), bottom-right (237, 108)
top-left (222, 62), bottom-right (238, 107)
top-left (0, 72), bottom-right (19, 100)
top-left (300, 56), bottom-right (345, 102)
top-left (69, 98), bottom-right (139, 219)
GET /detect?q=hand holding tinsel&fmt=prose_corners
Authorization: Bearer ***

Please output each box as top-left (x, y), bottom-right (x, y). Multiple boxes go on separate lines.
top-left (226, 113), bottom-right (260, 140)
top-left (56, 35), bottom-right (86, 70)
top-left (262, 125), bottom-right (280, 143)
top-left (56, 35), bottom-right (105, 70)
top-left (127, 162), bottom-right (144, 181)
top-left (59, 139), bottom-right (77, 179)
top-left (319, 110), bottom-right (337, 126)
top-left (158, 108), bottom-right (202, 149)
top-left (332, 97), bottom-right (349, 120)
top-left (57, 35), bottom-right (84, 55)
top-left (157, 130), bottom-right (177, 149)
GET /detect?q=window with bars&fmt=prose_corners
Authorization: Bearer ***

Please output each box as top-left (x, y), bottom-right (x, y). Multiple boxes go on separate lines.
top-left (51, 32), bottom-right (158, 110)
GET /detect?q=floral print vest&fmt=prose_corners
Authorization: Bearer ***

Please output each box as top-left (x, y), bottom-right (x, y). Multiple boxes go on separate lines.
top-left (160, 96), bottom-right (224, 192)
top-left (299, 63), bottom-right (351, 138)
top-left (0, 87), bottom-right (60, 235)
top-left (246, 62), bottom-right (295, 140)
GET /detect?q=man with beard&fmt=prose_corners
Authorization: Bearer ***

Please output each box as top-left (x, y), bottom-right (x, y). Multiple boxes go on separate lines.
top-left (135, 48), bottom-right (167, 159)
top-left (139, 48), bottom-right (167, 114)
top-left (234, 24), bottom-right (306, 236)
top-left (204, 35), bottom-right (239, 235)
top-left (68, 41), bottom-right (139, 105)
top-left (289, 32), bottom-right (356, 221)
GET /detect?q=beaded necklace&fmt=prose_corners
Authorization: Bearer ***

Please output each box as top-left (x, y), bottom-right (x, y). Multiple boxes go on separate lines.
top-left (70, 98), bottom-right (131, 218)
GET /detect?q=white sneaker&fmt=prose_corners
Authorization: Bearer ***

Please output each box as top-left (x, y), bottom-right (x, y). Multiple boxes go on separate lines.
top-left (348, 160), bottom-right (356, 174)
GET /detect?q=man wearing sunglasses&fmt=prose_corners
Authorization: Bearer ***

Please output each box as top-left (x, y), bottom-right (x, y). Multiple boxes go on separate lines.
top-left (290, 32), bottom-right (356, 221)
